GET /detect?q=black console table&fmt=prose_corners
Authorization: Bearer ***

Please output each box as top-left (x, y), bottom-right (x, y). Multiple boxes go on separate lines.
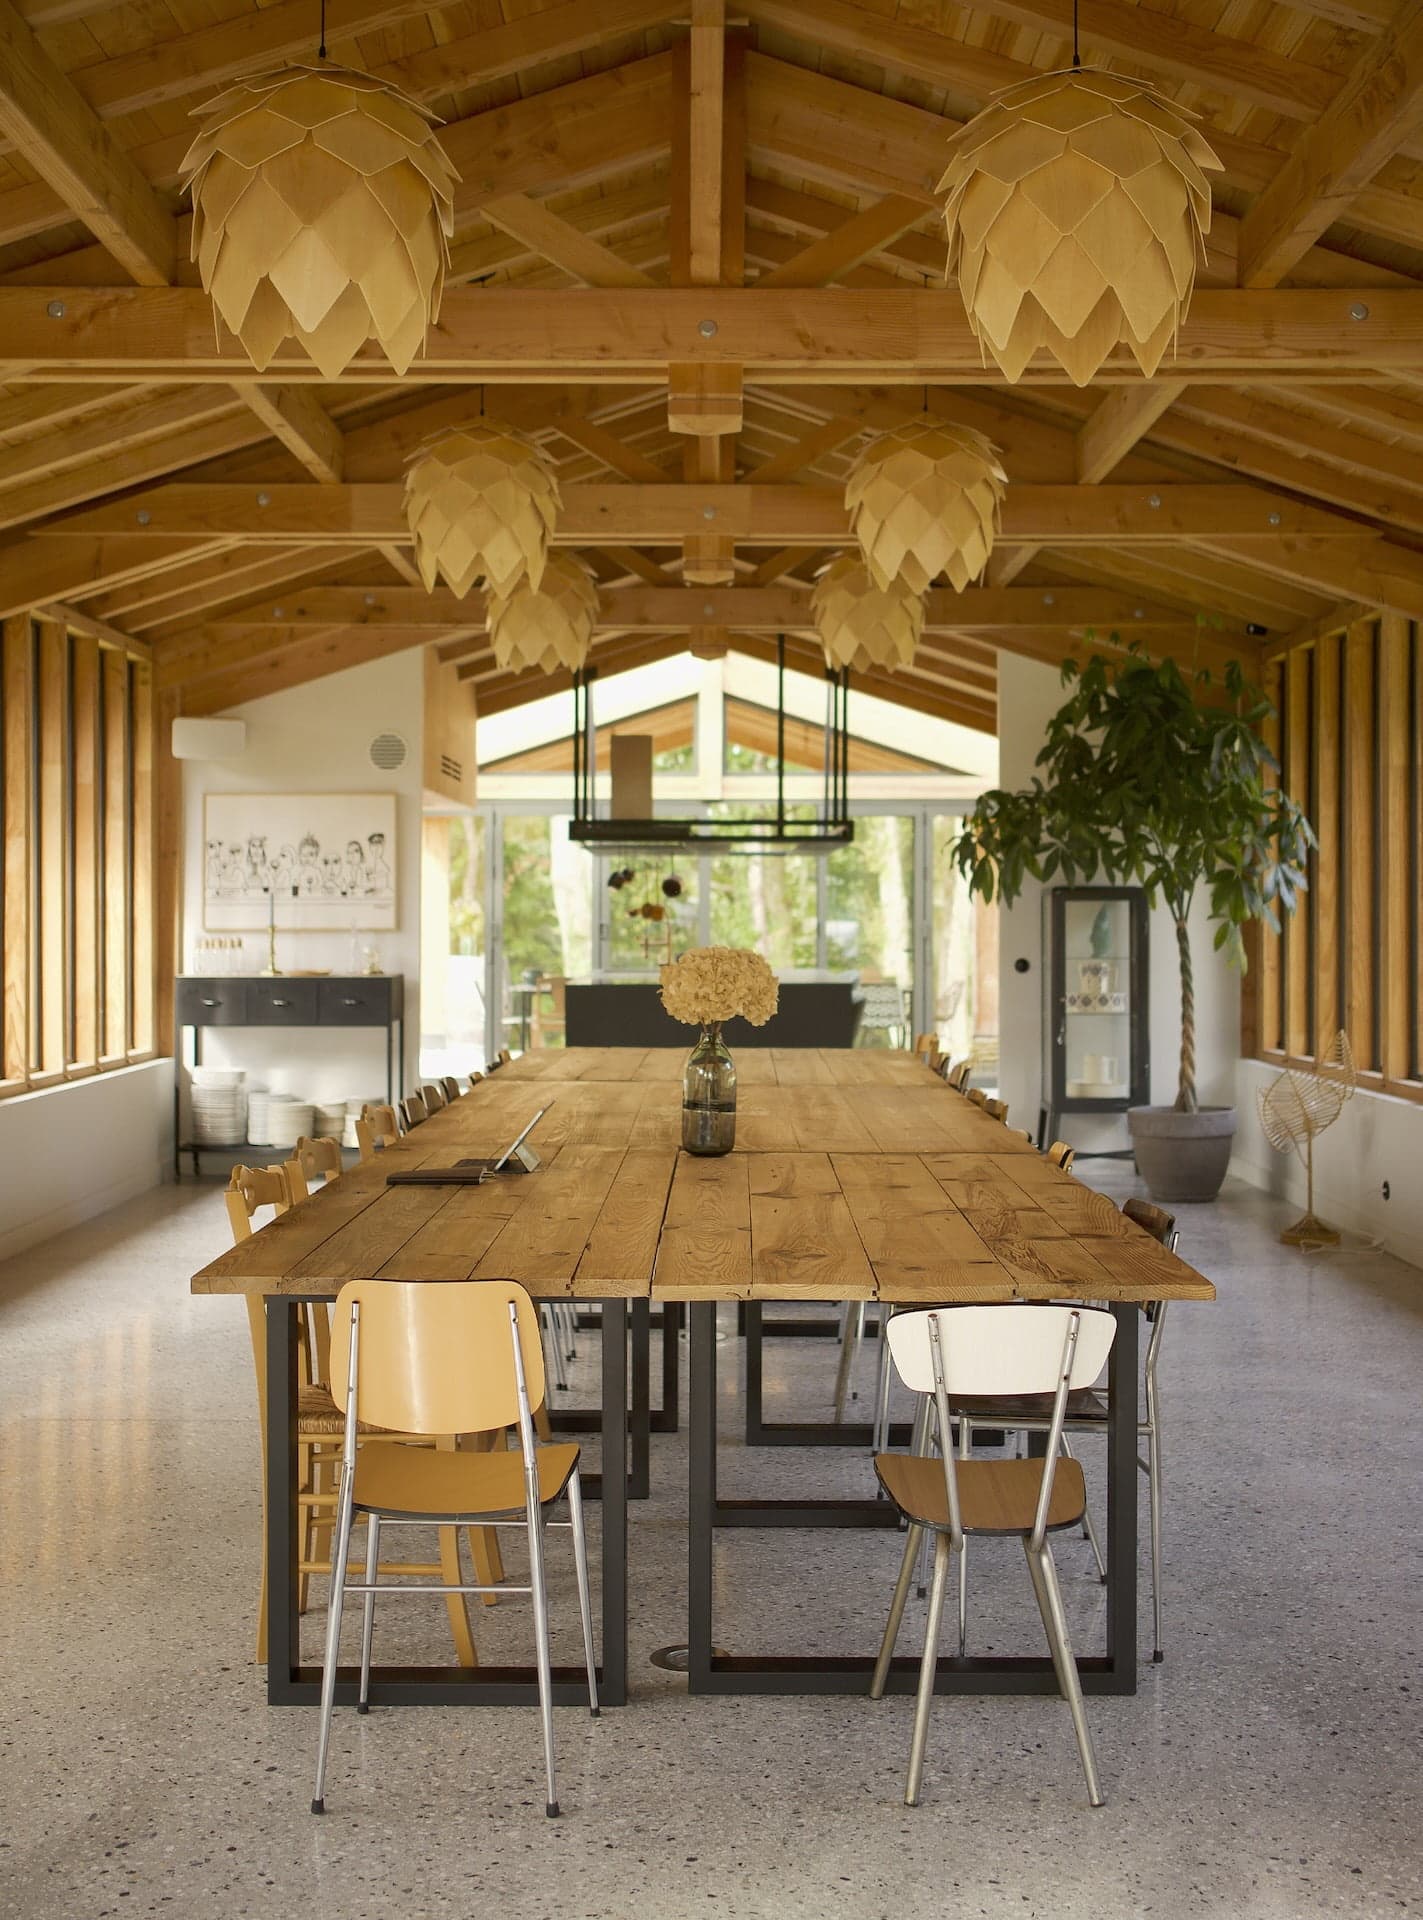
top-left (173, 974), bottom-right (404, 1177)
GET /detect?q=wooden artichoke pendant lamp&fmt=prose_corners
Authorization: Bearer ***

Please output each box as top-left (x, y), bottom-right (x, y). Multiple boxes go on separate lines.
top-left (938, 0), bottom-right (1221, 384)
top-left (812, 555), bottom-right (925, 675)
top-left (404, 410), bottom-right (563, 601)
top-left (181, 0), bottom-right (458, 378)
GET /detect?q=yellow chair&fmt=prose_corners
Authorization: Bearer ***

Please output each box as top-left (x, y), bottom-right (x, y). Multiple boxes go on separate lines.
top-left (1046, 1140), bottom-right (1077, 1173)
top-left (312, 1279), bottom-right (599, 1818)
top-left (439, 1075), bottom-right (463, 1103)
top-left (420, 1081), bottom-right (447, 1113)
top-left (287, 1133), bottom-right (342, 1192)
top-left (225, 1166), bottom-right (484, 1670)
top-left (399, 1091), bottom-right (428, 1130)
top-left (946, 1060), bottom-right (972, 1092)
top-left (355, 1102), bottom-right (399, 1160)
top-left (966, 1087), bottom-right (988, 1108)
top-left (984, 1096), bottom-right (1009, 1124)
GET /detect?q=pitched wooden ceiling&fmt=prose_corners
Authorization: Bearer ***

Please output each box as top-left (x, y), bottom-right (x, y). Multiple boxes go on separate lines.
top-left (1, 0), bottom-right (1421, 737)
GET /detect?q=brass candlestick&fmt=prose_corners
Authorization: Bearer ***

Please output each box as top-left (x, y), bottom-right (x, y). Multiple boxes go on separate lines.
top-left (260, 888), bottom-right (281, 976)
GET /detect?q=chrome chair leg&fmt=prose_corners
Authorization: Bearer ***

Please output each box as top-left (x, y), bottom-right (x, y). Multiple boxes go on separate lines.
top-left (1061, 1435), bottom-right (1107, 1583)
top-left (566, 1471), bottom-right (600, 1717)
top-left (357, 1513), bottom-right (380, 1713)
top-left (957, 1413), bottom-right (971, 1653)
top-left (905, 1532), bottom-right (951, 1808)
top-left (526, 1510), bottom-right (559, 1818)
top-left (312, 1462), bottom-right (358, 1814)
top-left (870, 1523), bottom-right (922, 1700)
top-left (1146, 1420), bottom-right (1164, 1661)
top-left (872, 1314), bottom-right (893, 1453)
top-left (832, 1301), bottom-right (858, 1423)
top-left (1025, 1540), bottom-right (1104, 1808)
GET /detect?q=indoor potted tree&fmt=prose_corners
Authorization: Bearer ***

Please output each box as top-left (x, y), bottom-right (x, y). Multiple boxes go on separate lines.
top-left (952, 643), bottom-right (1313, 1201)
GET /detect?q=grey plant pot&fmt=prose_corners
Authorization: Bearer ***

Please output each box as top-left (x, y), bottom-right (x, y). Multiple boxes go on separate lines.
top-left (1127, 1105), bottom-right (1237, 1203)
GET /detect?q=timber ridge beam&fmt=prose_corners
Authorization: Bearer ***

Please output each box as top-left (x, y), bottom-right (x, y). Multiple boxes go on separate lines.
top-left (1, 288), bottom-right (1420, 383)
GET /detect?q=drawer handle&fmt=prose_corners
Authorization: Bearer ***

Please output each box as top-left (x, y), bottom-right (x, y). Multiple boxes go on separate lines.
top-left (271, 997), bottom-right (290, 1008)
top-left (201, 997), bottom-right (220, 1007)
top-left (341, 997), bottom-right (359, 1007)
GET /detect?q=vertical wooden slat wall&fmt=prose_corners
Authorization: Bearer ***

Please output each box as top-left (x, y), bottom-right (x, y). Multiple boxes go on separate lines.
top-left (0, 614), bottom-right (158, 1099)
top-left (70, 634), bottom-right (101, 1075)
top-left (1, 616), bottom-right (30, 1093)
top-left (1256, 612), bottom-right (1422, 1102)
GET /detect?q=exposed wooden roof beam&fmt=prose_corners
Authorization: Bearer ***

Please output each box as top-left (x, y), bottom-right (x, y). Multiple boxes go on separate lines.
top-left (757, 194), bottom-right (927, 289)
top-left (35, 481), bottom-right (1396, 548)
top-left (0, 0), bottom-right (175, 285)
top-left (1239, 0), bottom-right (1423, 288)
top-left (4, 286), bottom-right (1420, 383)
top-left (236, 388), bottom-right (345, 485)
top-left (481, 193), bottom-right (658, 289)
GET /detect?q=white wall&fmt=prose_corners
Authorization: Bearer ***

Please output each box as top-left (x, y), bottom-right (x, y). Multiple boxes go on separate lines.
top-left (180, 650), bottom-right (425, 1105)
top-left (994, 652), bottom-right (1239, 1150)
top-left (1233, 1061), bottom-right (1423, 1269)
top-left (0, 1062), bottom-right (173, 1261)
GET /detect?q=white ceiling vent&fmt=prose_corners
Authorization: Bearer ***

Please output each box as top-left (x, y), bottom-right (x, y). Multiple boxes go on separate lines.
top-left (369, 730), bottom-right (408, 772)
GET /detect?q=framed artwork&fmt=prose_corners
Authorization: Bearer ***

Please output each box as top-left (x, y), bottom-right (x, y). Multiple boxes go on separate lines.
top-left (203, 792), bottom-right (398, 931)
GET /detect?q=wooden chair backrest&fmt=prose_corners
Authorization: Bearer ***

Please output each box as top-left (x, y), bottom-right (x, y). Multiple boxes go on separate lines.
top-left (948, 1060), bottom-right (972, 1092)
top-left (498, 1047), bottom-right (512, 1065)
top-left (330, 1278), bottom-right (546, 1435)
top-left (1123, 1196), bottom-right (1177, 1246)
top-left (439, 1075), bottom-right (462, 1103)
top-left (288, 1134), bottom-right (343, 1193)
top-left (984, 1097), bottom-right (1009, 1124)
top-left (224, 1163), bottom-right (293, 1241)
top-left (420, 1081), bottom-right (447, 1112)
top-left (467, 1069), bottom-right (484, 1085)
top-left (1047, 1140), bottom-right (1076, 1172)
top-left (400, 1092), bottom-right (428, 1130)
top-left (911, 1031), bottom-right (938, 1061)
top-left (967, 1087), bottom-right (988, 1108)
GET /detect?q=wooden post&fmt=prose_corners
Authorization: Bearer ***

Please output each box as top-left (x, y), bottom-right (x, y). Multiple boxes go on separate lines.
top-left (1, 614), bottom-right (31, 1092)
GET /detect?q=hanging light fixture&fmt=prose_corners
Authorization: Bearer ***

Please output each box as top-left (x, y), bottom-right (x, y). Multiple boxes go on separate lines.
top-left (182, 10), bottom-right (457, 380)
top-left (404, 423), bottom-right (562, 600)
top-left (937, 1), bottom-right (1220, 389)
top-left (488, 552), bottom-right (599, 676)
top-left (811, 555), bottom-right (924, 674)
top-left (845, 415), bottom-right (1007, 595)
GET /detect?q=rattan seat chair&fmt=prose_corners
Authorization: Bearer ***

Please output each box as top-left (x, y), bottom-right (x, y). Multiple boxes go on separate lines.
top-left (311, 1278), bottom-right (598, 1818)
top-left (870, 1303), bottom-right (1116, 1808)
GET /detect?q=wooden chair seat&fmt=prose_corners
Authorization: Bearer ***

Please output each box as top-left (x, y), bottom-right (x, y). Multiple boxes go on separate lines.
top-left (874, 1451), bottom-right (1086, 1536)
top-left (949, 1386), bottom-right (1108, 1424)
top-left (354, 1438), bottom-right (581, 1520)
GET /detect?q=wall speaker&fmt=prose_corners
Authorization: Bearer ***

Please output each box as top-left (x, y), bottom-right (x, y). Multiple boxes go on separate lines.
top-left (171, 717), bottom-right (247, 760)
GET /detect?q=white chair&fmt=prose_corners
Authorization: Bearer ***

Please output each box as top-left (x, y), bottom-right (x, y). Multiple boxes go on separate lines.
top-left (312, 1278), bottom-right (598, 1818)
top-left (870, 1303), bottom-right (1116, 1808)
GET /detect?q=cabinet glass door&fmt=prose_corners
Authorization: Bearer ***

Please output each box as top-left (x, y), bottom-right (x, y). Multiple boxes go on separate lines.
top-left (1061, 894), bottom-right (1133, 1099)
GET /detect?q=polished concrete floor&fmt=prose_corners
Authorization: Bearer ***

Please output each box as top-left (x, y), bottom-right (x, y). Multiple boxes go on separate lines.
top-left (1, 1164), bottom-right (1419, 1920)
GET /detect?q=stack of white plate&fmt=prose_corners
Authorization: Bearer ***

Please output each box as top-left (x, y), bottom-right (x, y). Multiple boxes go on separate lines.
top-left (190, 1067), bottom-right (245, 1146)
top-left (246, 1089), bottom-right (273, 1147)
top-left (315, 1101), bottom-right (347, 1142)
top-left (267, 1099), bottom-right (314, 1149)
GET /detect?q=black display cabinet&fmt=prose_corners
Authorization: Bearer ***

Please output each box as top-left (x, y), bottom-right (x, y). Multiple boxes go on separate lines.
top-left (1038, 888), bottom-right (1148, 1156)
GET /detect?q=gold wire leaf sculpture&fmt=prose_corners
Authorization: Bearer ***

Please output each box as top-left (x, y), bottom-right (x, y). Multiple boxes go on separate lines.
top-left (811, 555), bottom-right (925, 673)
top-left (938, 67), bottom-right (1221, 386)
top-left (488, 552), bottom-right (599, 676)
top-left (404, 424), bottom-right (562, 601)
top-left (182, 63), bottom-right (457, 379)
top-left (844, 415), bottom-right (1007, 595)
top-left (1257, 1030), bottom-right (1356, 1247)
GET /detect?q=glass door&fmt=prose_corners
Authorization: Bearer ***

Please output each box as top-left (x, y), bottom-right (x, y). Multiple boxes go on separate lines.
top-left (492, 813), bottom-right (591, 1055)
top-left (826, 814), bottom-right (915, 1044)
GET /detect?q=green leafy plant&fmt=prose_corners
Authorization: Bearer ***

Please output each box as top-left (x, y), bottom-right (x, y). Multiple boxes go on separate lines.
top-left (951, 641), bottom-right (1313, 1113)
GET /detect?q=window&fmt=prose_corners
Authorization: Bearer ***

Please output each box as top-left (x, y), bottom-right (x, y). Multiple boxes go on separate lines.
top-left (1, 614), bottom-right (155, 1094)
top-left (1249, 613), bottom-right (1422, 1099)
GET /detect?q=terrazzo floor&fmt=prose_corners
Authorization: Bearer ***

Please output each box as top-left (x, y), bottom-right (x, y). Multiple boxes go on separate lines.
top-left (0, 1163), bottom-right (1419, 1920)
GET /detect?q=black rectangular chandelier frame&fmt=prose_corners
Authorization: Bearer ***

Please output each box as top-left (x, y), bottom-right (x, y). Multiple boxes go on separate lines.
top-left (568, 636), bottom-right (854, 853)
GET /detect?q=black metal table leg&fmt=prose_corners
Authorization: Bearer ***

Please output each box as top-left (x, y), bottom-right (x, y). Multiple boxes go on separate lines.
top-left (684, 1296), bottom-right (1139, 1697)
top-left (264, 1292), bottom-right (627, 1707)
top-left (741, 1300), bottom-right (912, 1458)
top-left (653, 1302), bottom-right (681, 1433)
top-left (549, 1297), bottom-right (651, 1499)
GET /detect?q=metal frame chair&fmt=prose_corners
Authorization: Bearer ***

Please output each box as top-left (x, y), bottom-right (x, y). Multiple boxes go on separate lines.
top-left (312, 1279), bottom-right (599, 1818)
top-left (870, 1303), bottom-right (1116, 1808)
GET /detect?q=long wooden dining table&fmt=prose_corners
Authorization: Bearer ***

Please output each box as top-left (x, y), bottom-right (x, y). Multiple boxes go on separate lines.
top-left (191, 1046), bottom-right (1214, 1710)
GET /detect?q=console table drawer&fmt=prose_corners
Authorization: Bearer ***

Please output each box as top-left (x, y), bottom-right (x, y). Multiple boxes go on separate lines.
top-left (248, 979), bottom-right (320, 1025)
top-left (318, 979), bottom-right (393, 1025)
top-left (177, 979), bottom-right (249, 1025)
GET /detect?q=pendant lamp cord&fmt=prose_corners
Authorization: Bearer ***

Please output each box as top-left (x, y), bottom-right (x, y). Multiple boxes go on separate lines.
top-left (1071, 0), bottom-right (1081, 68)
top-left (318, 0), bottom-right (327, 59)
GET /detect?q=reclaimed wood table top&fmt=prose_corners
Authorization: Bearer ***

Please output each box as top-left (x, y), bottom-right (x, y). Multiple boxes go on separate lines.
top-left (190, 1049), bottom-right (1215, 1308)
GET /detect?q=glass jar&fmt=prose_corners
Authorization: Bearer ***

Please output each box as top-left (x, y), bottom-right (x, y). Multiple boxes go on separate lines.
top-left (681, 1023), bottom-right (736, 1156)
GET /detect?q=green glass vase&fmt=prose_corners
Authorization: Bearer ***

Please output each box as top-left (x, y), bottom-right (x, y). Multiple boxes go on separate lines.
top-left (681, 1022), bottom-right (737, 1156)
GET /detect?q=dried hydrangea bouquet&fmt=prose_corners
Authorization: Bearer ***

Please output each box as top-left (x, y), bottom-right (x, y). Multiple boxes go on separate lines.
top-left (659, 946), bottom-right (779, 1155)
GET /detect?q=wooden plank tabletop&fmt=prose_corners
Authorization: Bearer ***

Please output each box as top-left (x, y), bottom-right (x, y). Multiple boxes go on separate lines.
top-left (191, 1049), bottom-right (1216, 1308)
